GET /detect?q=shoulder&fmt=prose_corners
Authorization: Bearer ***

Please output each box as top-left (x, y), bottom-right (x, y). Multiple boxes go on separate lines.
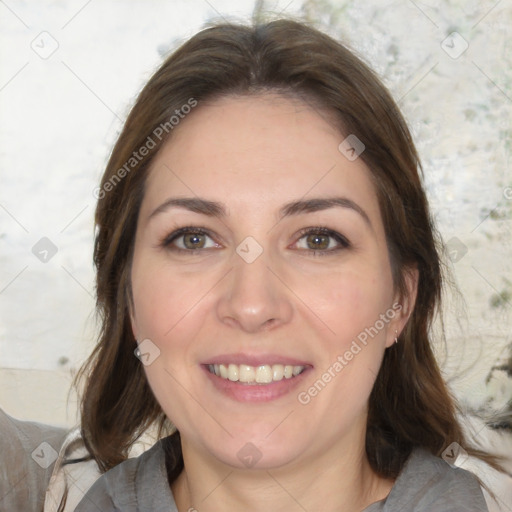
top-left (0, 407), bottom-right (69, 512)
top-left (383, 447), bottom-right (489, 511)
top-left (74, 438), bottom-right (177, 512)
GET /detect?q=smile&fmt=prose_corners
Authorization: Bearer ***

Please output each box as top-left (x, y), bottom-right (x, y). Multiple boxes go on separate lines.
top-left (208, 363), bottom-right (305, 384)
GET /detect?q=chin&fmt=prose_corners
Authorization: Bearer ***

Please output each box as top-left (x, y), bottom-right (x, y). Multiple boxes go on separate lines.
top-left (198, 427), bottom-right (308, 471)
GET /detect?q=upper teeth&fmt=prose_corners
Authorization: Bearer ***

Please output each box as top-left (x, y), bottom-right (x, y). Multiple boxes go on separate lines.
top-left (208, 364), bottom-right (305, 384)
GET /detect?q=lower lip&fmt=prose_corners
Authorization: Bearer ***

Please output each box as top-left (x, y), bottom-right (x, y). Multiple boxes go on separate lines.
top-left (202, 365), bottom-right (311, 402)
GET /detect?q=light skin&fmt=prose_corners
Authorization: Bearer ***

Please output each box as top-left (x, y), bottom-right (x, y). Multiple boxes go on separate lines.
top-left (129, 94), bottom-right (418, 512)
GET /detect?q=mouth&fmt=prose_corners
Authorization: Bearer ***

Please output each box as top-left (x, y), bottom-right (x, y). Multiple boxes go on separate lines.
top-left (201, 356), bottom-right (312, 403)
top-left (207, 363), bottom-right (306, 385)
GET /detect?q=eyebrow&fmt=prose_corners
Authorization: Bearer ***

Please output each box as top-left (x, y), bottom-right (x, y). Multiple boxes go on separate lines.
top-left (149, 196), bottom-right (372, 227)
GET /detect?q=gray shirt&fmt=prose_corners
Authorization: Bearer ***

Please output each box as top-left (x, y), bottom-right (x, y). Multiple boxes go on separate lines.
top-left (75, 438), bottom-right (490, 511)
top-left (0, 408), bottom-right (68, 512)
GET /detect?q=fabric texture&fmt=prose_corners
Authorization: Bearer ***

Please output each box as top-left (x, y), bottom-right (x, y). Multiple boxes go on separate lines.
top-left (43, 427), bottom-right (102, 512)
top-left (0, 408), bottom-right (69, 512)
top-left (74, 439), bottom-right (490, 512)
top-left (74, 440), bottom-right (176, 512)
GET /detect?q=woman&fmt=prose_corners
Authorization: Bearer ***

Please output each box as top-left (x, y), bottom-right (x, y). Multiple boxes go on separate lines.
top-left (1, 18), bottom-right (501, 512)
top-left (71, 18), bottom-right (503, 511)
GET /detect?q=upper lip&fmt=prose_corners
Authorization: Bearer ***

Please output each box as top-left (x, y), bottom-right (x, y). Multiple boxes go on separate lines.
top-left (203, 353), bottom-right (312, 367)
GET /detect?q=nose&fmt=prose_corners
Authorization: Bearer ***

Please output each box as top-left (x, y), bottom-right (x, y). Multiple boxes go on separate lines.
top-left (215, 246), bottom-right (294, 333)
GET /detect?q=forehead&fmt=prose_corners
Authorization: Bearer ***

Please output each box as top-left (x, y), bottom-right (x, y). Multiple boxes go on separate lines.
top-left (142, 94), bottom-right (380, 224)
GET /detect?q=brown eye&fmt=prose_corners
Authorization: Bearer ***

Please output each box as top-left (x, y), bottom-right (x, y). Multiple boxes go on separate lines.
top-left (295, 227), bottom-right (350, 255)
top-left (162, 227), bottom-right (218, 252)
top-left (305, 233), bottom-right (330, 250)
top-left (182, 232), bottom-right (207, 249)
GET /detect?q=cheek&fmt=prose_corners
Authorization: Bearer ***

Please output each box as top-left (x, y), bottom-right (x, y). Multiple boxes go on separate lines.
top-left (131, 260), bottom-right (208, 340)
top-left (312, 265), bottom-right (394, 344)
top-left (297, 276), bottom-right (388, 428)
top-left (130, 262), bottom-right (215, 426)
top-left (295, 264), bottom-right (393, 405)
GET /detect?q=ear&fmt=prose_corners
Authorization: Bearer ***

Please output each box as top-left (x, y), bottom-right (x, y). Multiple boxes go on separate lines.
top-left (385, 265), bottom-right (419, 347)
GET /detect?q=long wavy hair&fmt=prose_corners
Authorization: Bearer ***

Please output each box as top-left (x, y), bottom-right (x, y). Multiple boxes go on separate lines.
top-left (73, 17), bottom-right (502, 490)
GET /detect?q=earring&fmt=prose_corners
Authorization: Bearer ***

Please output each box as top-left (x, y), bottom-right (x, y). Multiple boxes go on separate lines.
top-left (394, 329), bottom-right (399, 344)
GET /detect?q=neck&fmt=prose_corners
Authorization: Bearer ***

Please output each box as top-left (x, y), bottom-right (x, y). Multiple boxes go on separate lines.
top-left (171, 433), bottom-right (394, 512)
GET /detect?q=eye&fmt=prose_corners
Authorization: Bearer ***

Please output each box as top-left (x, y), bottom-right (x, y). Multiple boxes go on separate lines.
top-left (162, 227), bottom-right (219, 252)
top-left (294, 227), bottom-right (350, 254)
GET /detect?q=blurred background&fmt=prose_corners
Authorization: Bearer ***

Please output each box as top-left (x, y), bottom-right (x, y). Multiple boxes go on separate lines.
top-left (0, 0), bottom-right (511, 504)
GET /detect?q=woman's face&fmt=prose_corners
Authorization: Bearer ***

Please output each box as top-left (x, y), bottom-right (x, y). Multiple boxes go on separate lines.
top-left (130, 94), bottom-right (413, 470)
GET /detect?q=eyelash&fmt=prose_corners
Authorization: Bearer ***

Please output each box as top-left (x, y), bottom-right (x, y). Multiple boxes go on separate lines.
top-left (161, 225), bottom-right (350, 256)
top-left (295, 227), bottom-right (350, 255)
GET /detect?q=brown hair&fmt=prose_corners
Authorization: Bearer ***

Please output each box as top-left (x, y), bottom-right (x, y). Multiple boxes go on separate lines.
top-left (75, 18), bottom-right (501, 483)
